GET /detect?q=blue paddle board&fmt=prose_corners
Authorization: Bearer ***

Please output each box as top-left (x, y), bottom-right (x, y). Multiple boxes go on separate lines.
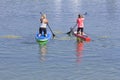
top-left (35, 33), bottom-right (52, 42)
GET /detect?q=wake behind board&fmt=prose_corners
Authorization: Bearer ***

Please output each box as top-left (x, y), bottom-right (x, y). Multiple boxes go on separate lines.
top-left (73, 31), bottom-right (91, 42)
top-left (35, 33), bottom-right (52, 42)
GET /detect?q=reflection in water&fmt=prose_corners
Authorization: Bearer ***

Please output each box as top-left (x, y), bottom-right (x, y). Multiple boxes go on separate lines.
top-left (38, 42), bottom-right (47, 62)
top-left (76, 38), bottom-right (84, 63)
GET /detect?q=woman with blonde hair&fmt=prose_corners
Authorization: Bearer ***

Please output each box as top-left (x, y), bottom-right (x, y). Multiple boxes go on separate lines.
top-left (39, 14), bottom-right (48, 37)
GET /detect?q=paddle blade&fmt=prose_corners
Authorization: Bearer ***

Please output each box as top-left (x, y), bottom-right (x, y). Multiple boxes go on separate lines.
top-left (52, 33), bottom-right (55, 38)
top-left (84, 12), bottom-right (87, 15)
top-left (66, 31), bottom-right (71, 34)
top-left (66, 27), bottom-right (73, 35)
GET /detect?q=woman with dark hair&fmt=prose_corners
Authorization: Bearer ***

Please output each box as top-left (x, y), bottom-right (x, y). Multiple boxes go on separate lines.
top-left (76, 14), bottom-right (85, 35)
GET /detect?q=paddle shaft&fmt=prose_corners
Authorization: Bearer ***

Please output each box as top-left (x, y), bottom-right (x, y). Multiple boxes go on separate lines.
top-left (47, 24), bottom-right (55, 36)
top-left (72, 23), bottom-right (77, 30)
top-left (66, 24), bottom-right (77, 34)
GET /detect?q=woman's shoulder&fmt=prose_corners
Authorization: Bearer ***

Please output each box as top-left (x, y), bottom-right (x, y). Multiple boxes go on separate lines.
top-left (80, 17), bottom-right (85, 20)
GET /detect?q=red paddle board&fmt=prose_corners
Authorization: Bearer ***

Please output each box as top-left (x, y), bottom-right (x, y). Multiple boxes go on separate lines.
top-left (73, 31), bottom-right (91, 42)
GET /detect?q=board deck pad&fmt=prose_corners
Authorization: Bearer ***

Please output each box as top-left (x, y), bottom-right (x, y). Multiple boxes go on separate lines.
top-left (35, 33), bottom-right (51, 42)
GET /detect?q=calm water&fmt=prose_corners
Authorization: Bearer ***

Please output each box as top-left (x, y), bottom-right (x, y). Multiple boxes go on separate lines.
top-left (0, 0), bottom-right (120, 80)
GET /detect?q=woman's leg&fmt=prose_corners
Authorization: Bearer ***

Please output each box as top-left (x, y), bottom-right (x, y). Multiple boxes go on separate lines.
top-left (39, 27), bottom-right (42, 36)
top-left (43, 28), bottom-right (47, 37)
top-left (81, 28), bottom-right (84, 35)
top-left (77, 28), bottom-right (80, 34)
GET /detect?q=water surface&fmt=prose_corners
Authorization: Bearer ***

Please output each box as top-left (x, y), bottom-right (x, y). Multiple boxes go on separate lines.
top-left (0, 0), bottom-right (120, 80)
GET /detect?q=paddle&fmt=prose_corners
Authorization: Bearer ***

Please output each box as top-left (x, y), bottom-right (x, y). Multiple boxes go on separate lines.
top-left (66, 24), bottom-right (77, 35)
top-left (40, 12), bottom-right (55, 38)
top-left (47, 24), bottom-right (55, 38)
top-left (66, 12), bottom-right (87, 35)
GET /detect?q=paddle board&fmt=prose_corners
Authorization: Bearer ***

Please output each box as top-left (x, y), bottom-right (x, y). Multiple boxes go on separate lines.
top-left (35, 33), bottom-right (51, 42)
top-left (73, 31), bottom-right (91, 42)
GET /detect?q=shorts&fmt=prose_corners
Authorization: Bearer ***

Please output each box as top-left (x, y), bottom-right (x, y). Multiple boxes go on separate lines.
top-left (77, 28), bottom-right (84, 33)
top-left (39, 27), bottom-right (47, 35)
